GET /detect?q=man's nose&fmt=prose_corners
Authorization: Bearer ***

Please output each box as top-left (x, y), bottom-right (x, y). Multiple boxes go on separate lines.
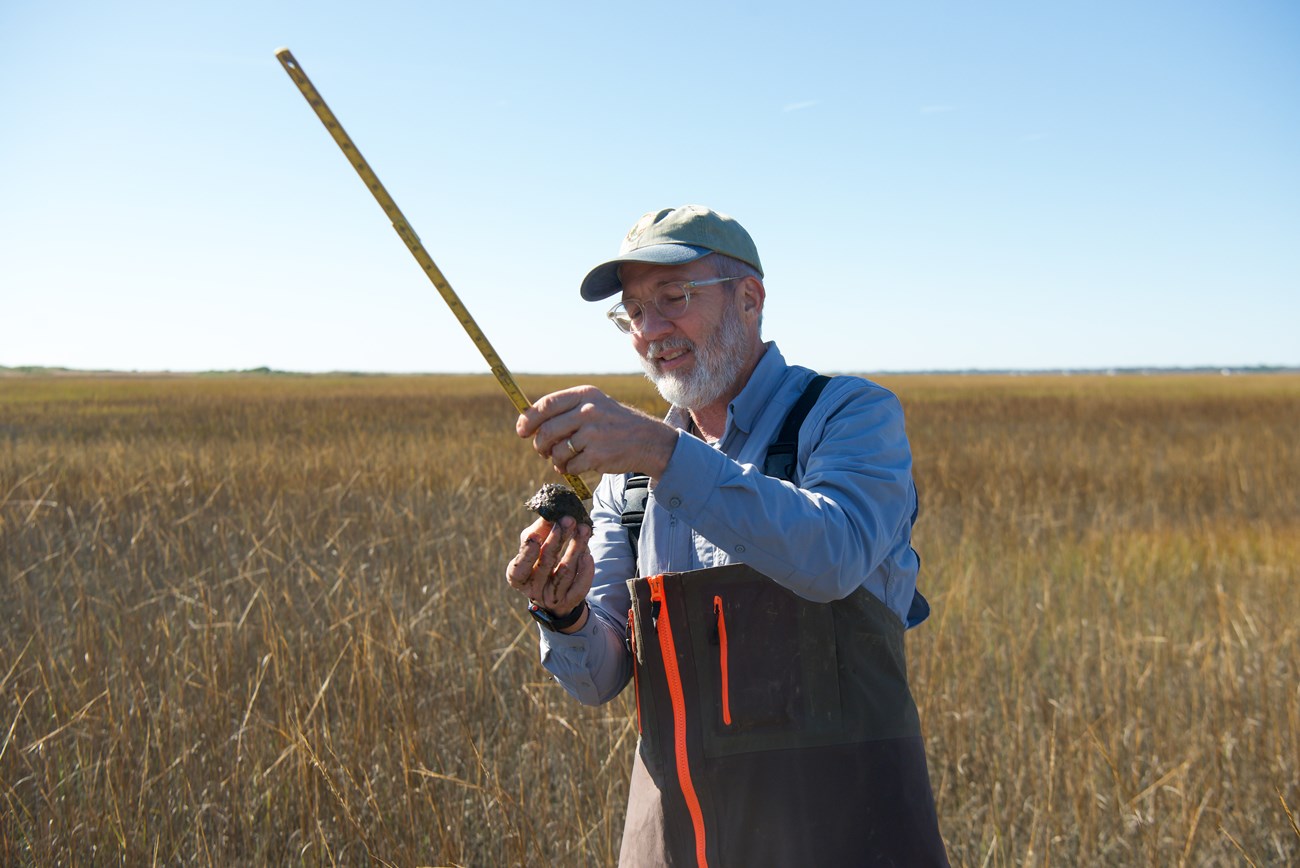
top-left (634, 305), bottom-right (674, 340)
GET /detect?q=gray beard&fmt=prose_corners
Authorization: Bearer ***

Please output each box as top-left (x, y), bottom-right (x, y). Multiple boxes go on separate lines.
top-left (639, 302), bottom-right (750, 411)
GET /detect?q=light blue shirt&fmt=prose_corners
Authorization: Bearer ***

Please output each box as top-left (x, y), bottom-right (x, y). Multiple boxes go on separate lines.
top-left (539, 342), bottom-right (925, 706)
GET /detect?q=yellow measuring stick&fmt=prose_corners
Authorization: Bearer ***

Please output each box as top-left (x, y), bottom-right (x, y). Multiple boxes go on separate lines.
top-left (275, 48), bottom-right (590, 500)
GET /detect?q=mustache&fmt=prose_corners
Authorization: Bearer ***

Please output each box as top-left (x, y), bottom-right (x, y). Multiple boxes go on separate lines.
top-left (644, 337), bottom-right (694, 361)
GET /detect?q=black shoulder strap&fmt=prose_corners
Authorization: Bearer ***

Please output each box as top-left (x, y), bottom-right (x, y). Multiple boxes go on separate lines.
top-left (621, 373), bottom-right (832, 566)
top-left (763, 374), bottom-right (831, 480)
top-left (621, 474), bottom-right (651, 563)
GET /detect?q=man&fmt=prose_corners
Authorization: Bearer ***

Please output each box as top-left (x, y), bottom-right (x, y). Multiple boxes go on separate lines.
top-left (506, 205), bottom-right (948, 866)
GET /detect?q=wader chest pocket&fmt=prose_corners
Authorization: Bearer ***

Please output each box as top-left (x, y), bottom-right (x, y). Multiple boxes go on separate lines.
top-left (682, 567), bottom-right (845, 759)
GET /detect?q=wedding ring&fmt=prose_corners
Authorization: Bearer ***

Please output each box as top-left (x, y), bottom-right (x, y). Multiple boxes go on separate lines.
top-left (566, 438), bottom-right (578, 455)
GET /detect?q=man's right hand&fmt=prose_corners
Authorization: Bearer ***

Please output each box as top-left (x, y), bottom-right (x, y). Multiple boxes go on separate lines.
top-left (505, 514), bottom-right (594, 632)
top-left (516, 385), bottom-right (677, 482)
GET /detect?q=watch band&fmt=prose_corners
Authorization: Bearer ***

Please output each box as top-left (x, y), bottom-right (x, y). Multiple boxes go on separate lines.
top-left (528, 599), bottom-right (588, 632)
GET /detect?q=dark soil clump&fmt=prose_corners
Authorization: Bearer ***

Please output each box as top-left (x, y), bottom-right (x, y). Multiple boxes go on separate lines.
top-left (525, 483), bottom-right (593, 527)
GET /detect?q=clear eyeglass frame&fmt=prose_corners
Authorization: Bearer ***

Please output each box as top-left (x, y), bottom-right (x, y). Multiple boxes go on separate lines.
top-left (605, 276), bottom-right (741, 334)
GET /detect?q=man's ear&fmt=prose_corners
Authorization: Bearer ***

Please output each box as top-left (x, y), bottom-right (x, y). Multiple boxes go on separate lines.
top-left (738, 277), bottom-right (765, 319)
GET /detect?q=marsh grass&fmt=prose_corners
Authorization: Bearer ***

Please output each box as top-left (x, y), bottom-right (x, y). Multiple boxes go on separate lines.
top-left (1, 372), bottom-right (1297, 865)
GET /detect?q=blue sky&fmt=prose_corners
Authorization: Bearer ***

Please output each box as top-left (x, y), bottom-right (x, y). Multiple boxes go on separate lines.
top-left (2, 1), bottom-right (1297, 374)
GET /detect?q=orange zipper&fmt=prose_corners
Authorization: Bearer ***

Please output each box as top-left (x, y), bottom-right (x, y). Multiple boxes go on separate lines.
top-left (712, 596), bottom-right (731, 726)
top-left (648, 574), bottom-right (709, 868)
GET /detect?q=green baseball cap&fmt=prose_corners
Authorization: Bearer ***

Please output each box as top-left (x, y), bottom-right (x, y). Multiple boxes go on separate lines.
top-left (579, 205), bottom-right (764, 301)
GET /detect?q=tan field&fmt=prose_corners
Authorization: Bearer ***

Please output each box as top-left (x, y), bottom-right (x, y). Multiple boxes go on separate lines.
top-left (2, 372), bottom-right (1297, 865)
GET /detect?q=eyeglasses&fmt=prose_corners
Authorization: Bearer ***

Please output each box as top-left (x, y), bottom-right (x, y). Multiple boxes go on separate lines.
top-left (605, 277), bottom-right (741, 334)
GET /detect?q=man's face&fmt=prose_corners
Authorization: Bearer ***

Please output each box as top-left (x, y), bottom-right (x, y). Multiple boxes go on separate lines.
top-left (618, 258), bottom-right (754, 411)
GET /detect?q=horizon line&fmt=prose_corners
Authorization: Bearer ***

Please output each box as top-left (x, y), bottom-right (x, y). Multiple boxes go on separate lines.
top-left (4, 363), bottom-right (1299, 379)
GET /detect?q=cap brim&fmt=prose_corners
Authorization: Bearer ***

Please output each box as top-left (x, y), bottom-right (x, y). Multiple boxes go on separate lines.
top-left (579, 244), bottom-right (712, 301)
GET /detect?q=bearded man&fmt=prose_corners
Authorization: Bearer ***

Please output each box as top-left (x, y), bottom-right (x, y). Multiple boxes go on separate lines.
top-left (506, 205), bottom-right (948, 866)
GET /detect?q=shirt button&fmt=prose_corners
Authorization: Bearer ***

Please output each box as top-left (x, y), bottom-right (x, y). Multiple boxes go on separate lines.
top-left (668, 497), bottom-right (682, 509)
top-left (735, 544), bottom-right (746, 554)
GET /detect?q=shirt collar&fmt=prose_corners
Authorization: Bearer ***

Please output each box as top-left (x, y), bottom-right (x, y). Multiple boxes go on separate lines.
top-left (726, 341), bottom-right (787, 435)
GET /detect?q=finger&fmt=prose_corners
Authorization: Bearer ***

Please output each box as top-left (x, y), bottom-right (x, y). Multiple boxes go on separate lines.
top-left (530, 390), bottom-right (608, 458)
top-left (546, 523), bottom-right (591, 606)
top-left (547, 432), bottom-right (582, 464)
top-left (530, 516), bottom-right (574, 591)
top-left (535, 419), bottom-right (582, 464)
top-left (570, 550), bottom-right (595, 609)
top-left (505, 537), bottom-right (540, 589)
top-left (517, 515), bottom-right (552, 546)
top-left (518, 387), bottom-right (593, 438)
top-left (549, 440), bottom-right (586, 477)
top-left (506, 516), bottom-right (552, 585)
top-left (546, 519), bottom-right (592, 608)
top-left (549, 548), bottom-right (595, 614)
top-left (506, 515), bottom-right (562, 596)
top-left (533, 387), bottom-right (594, 421)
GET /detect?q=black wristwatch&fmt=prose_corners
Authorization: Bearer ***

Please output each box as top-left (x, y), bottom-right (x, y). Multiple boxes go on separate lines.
top-left (528, 599), bottom-right (588, 632)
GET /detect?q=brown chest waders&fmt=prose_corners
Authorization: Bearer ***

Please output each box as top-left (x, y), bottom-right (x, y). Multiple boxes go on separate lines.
top-left (621, 563), bottom-right (949, 867)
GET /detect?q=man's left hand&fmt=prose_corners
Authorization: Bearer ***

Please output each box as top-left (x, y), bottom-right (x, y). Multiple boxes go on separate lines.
top-left (506, 514), bottom-right (593, 619)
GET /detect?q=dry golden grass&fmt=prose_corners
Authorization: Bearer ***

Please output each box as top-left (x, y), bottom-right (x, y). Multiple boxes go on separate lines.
top-left (1, 372), bottom-right (1297, 866)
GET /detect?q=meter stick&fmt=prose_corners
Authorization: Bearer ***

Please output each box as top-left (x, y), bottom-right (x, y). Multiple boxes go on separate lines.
top-left (274, 48), bottom-right (590, 500)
